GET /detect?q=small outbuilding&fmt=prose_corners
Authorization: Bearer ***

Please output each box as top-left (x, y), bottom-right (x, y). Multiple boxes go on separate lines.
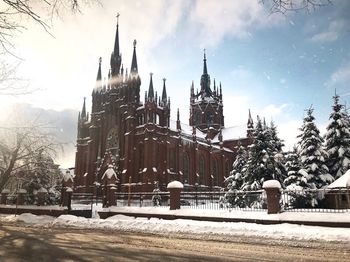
top-left (325, 170), bottom-right (350, 209)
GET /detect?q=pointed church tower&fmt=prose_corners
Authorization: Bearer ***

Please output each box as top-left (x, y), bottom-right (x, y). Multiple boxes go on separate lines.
top-left (130, 40), bottom-right (138, 76)
top-left (247, 109), bottom-right (254, 138)
top-left (81, 97), bottom-right (87, 120)
top-left (147, 73), bottom-right (154, 101)
top-left (200, 50), bottom-right (212, 96)
top-left (189, 50), bottom-right (224, 136)
top-left (161, 78), bottom-right (167, 106)
top-left (110, 14), bottom-right (122, 78)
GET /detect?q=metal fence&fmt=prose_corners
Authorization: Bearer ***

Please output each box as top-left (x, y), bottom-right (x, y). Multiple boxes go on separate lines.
top-left (2, 193), bottom-right (61, 206)
top-left (114, 192), bottom-right (170, 208)
top-left (3, 188), bottom-right (349, 214)
top-left (181, 190), bottom-right (266, 211)
top-left (112, 188), bottom-right (350, 213)
top-left (281, 188), bottom-right (350, 213)
top-left (70, 193), bottom-right (94, 209)
top-left (112, 190), bottom-right (267, 211)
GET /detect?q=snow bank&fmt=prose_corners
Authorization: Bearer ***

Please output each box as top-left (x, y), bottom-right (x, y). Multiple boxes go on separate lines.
top-left (16, 213), bottom-right (55, 225)
top-left (1, 209), bottom-right (350, 243)
top-left (6, 212), bottom-right (349, 243)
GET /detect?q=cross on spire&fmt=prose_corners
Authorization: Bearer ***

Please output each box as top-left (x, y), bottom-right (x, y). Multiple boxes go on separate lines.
top-left (116, 13), bottom-right (120, 24)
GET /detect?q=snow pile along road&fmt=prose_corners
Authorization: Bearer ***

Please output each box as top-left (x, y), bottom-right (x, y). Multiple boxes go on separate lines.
top-left (1, 213), bottom-right (350, 243)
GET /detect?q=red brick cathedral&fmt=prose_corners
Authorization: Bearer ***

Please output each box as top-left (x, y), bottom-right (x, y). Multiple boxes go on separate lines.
top-left (74, 20), bottom-right (253, 192)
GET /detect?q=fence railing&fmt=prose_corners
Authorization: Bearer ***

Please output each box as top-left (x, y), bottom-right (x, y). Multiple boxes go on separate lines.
top-left (112, 190), bottom-right (267, 211)
top-left (181, 190), bottom-right (266, 211)
top-left (281, 188), bottom-right (350, 213)
top-left (114, 192), bottom-right (170, 208)
top-left (2, 193), bottom-right (61, 206)
top-left (2, 188), bottom-right (349, 213)
top-left (70, 193), bottom-right (94, 210)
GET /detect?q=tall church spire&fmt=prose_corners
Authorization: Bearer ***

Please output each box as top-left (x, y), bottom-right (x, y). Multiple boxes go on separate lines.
top-left (110, 14), bottom-right (122, 77)
top-left (130, 39), bottom-right (138, 75)
top-left (203, 49), bottom-right (208, 75)
top-left (247, 109), bottom-right (253, 128)
top-left (148, 73), bottom-right (154, 100)
top-left (96, 57), bottom-right (102, 81)
top-left (200, 49), bottom-right (211, 97)
top-left (114, 13), bottom-right (120, 56)
top-left (161, 78), bottom-right (167, 103)
top-left (81, 97), bottom-right (86, 120)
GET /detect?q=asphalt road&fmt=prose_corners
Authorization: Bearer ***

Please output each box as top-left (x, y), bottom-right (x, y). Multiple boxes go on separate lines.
top-left (0, 223), bottom-right (349, 261)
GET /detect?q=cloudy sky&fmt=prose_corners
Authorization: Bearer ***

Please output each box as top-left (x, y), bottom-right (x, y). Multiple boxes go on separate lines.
top-left (1, 0), bottom-right (350, 167)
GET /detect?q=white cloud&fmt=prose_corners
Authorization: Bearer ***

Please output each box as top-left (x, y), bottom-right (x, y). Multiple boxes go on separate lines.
top-left (260, 104), bottom-right (289, 119)
top-left (309, 20), bottom-right (345, 43)
top-left (330, 62), bottom-right (350, 85)
top-left (189, 0), bottom-right (284, 47)
top-left (278, 119), bottom-right (300, 151)
top-left (230, 68), bottom-right (253, 80)
top-left (223, 95), bottom-right (250, 127)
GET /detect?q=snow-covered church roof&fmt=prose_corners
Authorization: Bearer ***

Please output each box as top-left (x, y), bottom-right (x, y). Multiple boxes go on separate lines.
top-left (169, 120), bottom-right (247, 142)
top-left (212, 125), bottom-right (247, 142)
top-left (169, 120), bottom-right (206, 138)
top-left (327, 170), bottom-right (350, 189)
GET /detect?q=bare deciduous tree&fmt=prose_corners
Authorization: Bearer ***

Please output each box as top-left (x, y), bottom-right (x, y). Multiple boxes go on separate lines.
top-left (0, 121), bottom-right (60, 192)
top-left (261, 0), bottom-right (332, 14)
top-left (0, 59), bottom-right (31, 95)
top-left (0, 0), bottom-right (97, 54)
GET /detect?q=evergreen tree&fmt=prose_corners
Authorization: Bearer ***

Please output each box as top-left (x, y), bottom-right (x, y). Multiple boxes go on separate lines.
top-left (268, 120), bottom-right (287, 183)
top-left (225, 145), bottom-right (247, 207)
top-left (269, 120), bottom-right (284, 153)
top-left (297, 107), bottom-right (334, 190)
top-left (242, 116), bottom-right (285, 192)
top-left (283, 147), bottom-right (305, 189)
top-left (22, 151), bottom-right (62, 204)
top-left (324, 94), bottom-right (350, 179)
top-left (226, 145), bottom-right (247, 190)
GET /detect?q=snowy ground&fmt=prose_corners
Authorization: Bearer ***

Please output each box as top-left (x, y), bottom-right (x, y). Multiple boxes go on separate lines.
top-left (1, 208), bottom-right (350, 244)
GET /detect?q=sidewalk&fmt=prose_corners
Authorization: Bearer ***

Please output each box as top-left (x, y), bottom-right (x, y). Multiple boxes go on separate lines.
top-left (98, 206), bottom-right (350, 228)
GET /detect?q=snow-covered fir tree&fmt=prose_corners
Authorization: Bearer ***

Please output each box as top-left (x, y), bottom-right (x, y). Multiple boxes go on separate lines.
top-left (269, 120), bottom-right (284, 153)
top-left (242, 116), bottom-right (285, 192)
top-left (324, 93), bottom-right (350, 179)
top-left (226, 145), bottom-right (247, 190)
top-left (225, 145), bottom-right (248, 207)
top-left (242, 117), bottom-right (282, 191)
top-left (22, 151), bottom-right (62, 204)
top-left (283, 147), bottom-right (305, 189)
top-left (267, 120), bottom-right (287, 183)
top-left (297, 107), bottom-right (334, 189)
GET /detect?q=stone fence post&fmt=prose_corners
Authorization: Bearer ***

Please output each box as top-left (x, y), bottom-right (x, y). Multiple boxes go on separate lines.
top-left (1, 189), bottom-right (10, 205)
top-left (167, 180), bottom-right (184, 210)
top-left (17, 189), bottom-right (27, 205)
top-left (37, 187), bottom-right (47, 206)
top-left (262, 180), bottom-right (282, 214)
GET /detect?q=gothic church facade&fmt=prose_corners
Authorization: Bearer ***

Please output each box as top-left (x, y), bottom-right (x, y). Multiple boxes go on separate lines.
top-left (74, 21), bottom-right (253, 192)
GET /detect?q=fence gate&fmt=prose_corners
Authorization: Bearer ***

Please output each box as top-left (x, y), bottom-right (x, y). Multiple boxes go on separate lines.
top-left (68, 193), bottom-right (94, 218)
